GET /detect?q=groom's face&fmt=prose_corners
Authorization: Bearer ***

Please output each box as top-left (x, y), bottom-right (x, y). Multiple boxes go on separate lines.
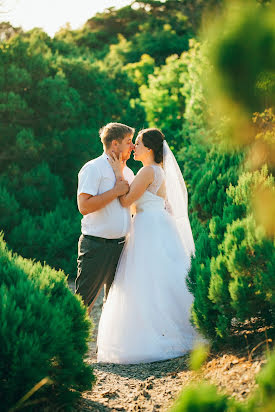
top-left (116, 134), bottom-right (135, 161)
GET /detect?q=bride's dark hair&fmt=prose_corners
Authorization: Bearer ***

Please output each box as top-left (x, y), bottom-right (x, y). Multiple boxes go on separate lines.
top-left (139, 128), bottom-right (165, 163)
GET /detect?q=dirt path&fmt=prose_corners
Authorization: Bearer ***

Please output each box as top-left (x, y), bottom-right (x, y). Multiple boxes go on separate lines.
top-left (75, 290), bottom-right (266, 412)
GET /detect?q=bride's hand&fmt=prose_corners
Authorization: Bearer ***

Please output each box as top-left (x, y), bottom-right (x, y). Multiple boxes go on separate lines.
top-left (108, 152), bottom-right (125, 178)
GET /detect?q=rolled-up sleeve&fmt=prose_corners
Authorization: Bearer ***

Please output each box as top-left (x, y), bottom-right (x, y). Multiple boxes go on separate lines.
top-left (77, 163), bottom-right (101, 196)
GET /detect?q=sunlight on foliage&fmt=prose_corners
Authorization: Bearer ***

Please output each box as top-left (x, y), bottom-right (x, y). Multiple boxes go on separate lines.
top-left (203, 0), bottom-right (275, 149)
top-left (189, 343), bottom-right (210, 372)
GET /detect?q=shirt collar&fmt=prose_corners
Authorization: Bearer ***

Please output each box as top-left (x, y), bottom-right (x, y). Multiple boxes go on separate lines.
top-left (102, 152), bottom-right (115, 173)
top-left (102, 152), bottom-right (128, 175)
top-left (102, 152), bottom-right (109, 161)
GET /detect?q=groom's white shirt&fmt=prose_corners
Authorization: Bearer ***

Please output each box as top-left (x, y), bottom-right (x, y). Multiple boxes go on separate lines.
top-left (77, 152), bottom-right (135, 239)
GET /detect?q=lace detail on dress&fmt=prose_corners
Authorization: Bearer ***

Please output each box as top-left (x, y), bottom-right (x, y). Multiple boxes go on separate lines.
top-left (147, 165), bottom-right (165, 195)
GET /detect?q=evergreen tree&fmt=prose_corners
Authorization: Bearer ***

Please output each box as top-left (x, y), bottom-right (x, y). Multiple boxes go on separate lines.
top-left (0, 235), bottom-right (94, 410)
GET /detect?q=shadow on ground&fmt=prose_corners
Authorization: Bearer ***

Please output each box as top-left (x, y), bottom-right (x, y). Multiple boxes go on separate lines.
top-left (93, 354), bottom-right (190, 381)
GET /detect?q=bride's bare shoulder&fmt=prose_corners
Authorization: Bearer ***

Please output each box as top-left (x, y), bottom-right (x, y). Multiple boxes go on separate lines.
top-left (135, 166), bottom-right (154, 183)
top-left (137, 165), bottom-right (155, 173)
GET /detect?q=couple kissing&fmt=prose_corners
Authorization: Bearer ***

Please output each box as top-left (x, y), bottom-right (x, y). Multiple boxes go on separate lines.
top-left (75, 122), bottom-right (205, 365)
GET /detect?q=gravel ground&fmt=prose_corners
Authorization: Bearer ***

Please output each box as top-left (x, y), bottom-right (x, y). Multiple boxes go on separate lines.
top-left (73, 288), bottom-right (267, 412)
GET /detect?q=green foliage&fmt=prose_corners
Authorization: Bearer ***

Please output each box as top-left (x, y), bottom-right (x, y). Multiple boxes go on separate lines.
top-left (202, 0), bottom-right (275, 154)
top-left (139, 39), bottom-right (206, 151)
top-left (130, 25), bottom-right (191, 65)
top-left (250, 349), bottom-right (275, 411)
top-left (8, 199), bottom-right (81, 275)
top-left (189, 343), bottom-right (209, 371)
top-left (57, 2), bottom-right (198, 63)
top-left (171, 382), bottom-right (234, 412)
top-left (165, 13), bottom-right (275, 346)
top-left (0, 28), bottom-right (144, 276)
top-left (205, 0), bottom-right (275, 116)
top-left (189, 148), bottom-right (242, 221)
top-left (0, 235), bottom-right (94, 410)
top-left (0, 5), bottom-right (217, 279)
top-left (0, 185), bottom-right (20, 232)
top-left (2, 163), bottom-right (64, 215)
top-left (124, 54), bottom-right (155, 87)
top-left (138, 37), bottom-right (211, 173)
top-left (190, 166), bottom-right (275, 343)
top-left (140, 53), bottom-right (187, 145)
top-left (1, 1), bottom-right (273, 357)
top-left (171, 347), bottom-right (275, 412)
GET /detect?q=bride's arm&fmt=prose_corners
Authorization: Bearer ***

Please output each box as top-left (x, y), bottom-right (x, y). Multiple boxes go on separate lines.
top-left (119, 167), bottom-right (154, 207)
top-left (107, 152), bottom-right (154, 207)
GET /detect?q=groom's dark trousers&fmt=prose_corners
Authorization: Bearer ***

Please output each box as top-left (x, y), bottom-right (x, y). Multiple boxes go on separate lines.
top-left (75, 234), bottom-right (125, 308)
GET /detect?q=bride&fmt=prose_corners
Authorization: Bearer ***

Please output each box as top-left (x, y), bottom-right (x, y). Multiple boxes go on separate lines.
top-left (97, 128), bottom-right (203, 364)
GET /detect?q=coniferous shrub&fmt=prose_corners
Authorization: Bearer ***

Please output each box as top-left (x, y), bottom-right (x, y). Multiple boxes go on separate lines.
top-left (0, 235), bottom-right (94, 411)
top-left (189, 147), bottom-right (243, 222)
top-left (189, 167), bottom-right (275, 343)
top-left (4, 162), bottom-right (65, 215)
top-left (8, 198), bottom-right (80, 276)
top-left (181, 142), bottom-right (242, 342)
top-left (0, 185), bottom-right (21, 232)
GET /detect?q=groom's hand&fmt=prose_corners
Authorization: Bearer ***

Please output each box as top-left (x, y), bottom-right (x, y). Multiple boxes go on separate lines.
top-left (114, 179), bottom-right (129, 196)
top-left (108, 151), bottom-right (125, 178)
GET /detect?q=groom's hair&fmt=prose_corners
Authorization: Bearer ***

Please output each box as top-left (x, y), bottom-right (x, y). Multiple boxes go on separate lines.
top-left (100, 123), bottom-right (135, 149)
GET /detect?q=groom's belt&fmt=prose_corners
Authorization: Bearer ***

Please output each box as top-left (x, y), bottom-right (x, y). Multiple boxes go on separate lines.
top-left (83, 234), bottom-right (125, 244)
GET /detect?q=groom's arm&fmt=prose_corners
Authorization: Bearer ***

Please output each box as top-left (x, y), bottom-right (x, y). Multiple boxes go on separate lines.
top-left (77, 161), bottom-right (129, 215)
top-left (78, 179), bottom-right (129, 215)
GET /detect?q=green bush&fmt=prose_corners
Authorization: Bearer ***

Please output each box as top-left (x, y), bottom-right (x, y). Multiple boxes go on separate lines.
top-left (182, 144), bottom-right (242, 343)
top-left (8, 198), bottom-right (80, 276)
top-left (189, 167), bottom-right (275, 343)
top-left (0, 185), bottom-right (21, 232)
top-left (0, 235), bottom-right (94, 410)
top-left (189, 148), bottom-right (242, 222)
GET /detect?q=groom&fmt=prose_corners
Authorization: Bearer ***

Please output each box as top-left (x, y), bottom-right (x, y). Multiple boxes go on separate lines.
top-left (75, 122), bottom-right (135, 314)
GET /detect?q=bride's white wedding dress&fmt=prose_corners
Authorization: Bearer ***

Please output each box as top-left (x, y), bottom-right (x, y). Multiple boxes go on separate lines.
top-left (97, 165), bottom-right (203, 364)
